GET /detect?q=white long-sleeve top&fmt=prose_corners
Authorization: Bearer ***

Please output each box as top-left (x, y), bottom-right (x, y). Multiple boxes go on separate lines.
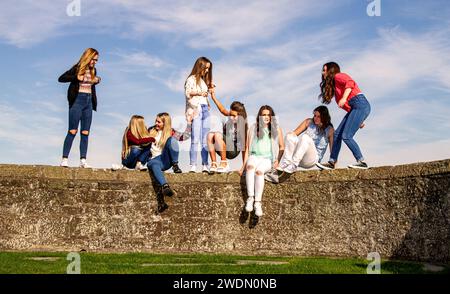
top-left (184, 75), bottom-right (208, 118)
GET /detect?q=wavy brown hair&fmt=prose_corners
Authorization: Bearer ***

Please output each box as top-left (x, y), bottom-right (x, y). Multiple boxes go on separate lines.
top-left (256, 105), bottom-right (276, 139)
top-left (187, 56), bottom-right (213, 88)
top-left (230, 101), bottom-right (248, 146)
top-left (319, 62), bottom-right (340, 104)
top-left (313, 105), bottom-right (333, 132)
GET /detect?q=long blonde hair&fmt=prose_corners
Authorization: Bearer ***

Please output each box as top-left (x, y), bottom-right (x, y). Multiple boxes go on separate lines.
top-left (149, 112), bottom-right (172, 149)
top-left (76, 48), bottom-right (98, 81)
top-left (121, 115), bottom-right (151, 159)
top-left (187, 56), bottom-right (213, 87)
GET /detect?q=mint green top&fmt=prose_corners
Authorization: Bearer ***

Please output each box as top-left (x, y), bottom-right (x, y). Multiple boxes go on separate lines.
top-left (251, 127), bottom-right (272, 159)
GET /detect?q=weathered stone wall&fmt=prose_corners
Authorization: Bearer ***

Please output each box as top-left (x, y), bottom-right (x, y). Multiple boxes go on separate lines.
top-left (0, 160), bottom-right (449, 263)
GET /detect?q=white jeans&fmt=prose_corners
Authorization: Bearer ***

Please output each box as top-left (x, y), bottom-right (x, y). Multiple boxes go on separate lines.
top-left (282, 133), bottom-right (318, 169)
top-left (246, 155), bottom-right (272, 202)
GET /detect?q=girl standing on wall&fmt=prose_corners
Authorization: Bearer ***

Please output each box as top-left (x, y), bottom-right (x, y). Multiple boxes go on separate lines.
top-left (184, 57), bottom-right (213, 173)
top-left (58, 48), bottom-right (101, 168)
top-left (207, 86), bottom-right (248, 173)
top-left (240, 106), bottom-right (284, 217)
top-left (316, 62), bottom-right (371, 170)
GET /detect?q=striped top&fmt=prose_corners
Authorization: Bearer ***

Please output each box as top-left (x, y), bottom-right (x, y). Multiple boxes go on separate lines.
top-left (79, 70), bottom-right (93, 93)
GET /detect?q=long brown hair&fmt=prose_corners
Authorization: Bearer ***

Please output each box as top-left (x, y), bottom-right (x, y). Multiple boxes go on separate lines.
top-left (149, 112), bottom-right (172, 149)
top-left (256, 105), bottom-right (276, 139)
top-left (121, 115), bottom-right (151, 159)
top-left (230, 101), bottom-right (248, 147)
top-left (76, 48), bottom-right (98, 81)
top-left (313, 105), bottom-right (333, 132)
top-left (319, 62), bottom-right (340, 104)
top-left (187, 57), bottom-right (213, 87)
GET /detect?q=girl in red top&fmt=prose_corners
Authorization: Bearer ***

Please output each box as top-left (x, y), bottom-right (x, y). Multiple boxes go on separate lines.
top-left (316, 62), bottom-right (371, 170)
top-left (120, 115), bottom-right (155, 170)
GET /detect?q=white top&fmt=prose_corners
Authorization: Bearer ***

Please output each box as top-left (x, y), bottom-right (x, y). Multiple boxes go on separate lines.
top-left (184, 75), bottom-right (208, 117)
top-left (305, 122), bottom-right (332, 162)
top-left (150, 131), bottom-right (163, 159)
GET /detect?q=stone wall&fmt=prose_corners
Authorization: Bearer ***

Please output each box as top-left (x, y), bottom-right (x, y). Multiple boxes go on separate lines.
top-left (0, 160), bottom-right (449, 263)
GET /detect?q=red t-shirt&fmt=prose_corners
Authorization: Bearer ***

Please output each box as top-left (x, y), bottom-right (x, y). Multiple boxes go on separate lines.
top-left (334, 73), bottom-right (362, 112)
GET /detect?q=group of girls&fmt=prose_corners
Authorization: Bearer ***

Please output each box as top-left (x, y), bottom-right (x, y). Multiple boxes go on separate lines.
top-left (58, 50), bottom-right (371, 217)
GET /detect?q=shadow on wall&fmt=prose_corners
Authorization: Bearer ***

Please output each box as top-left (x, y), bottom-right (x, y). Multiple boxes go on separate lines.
top-left (391, 173), bottom-right (450, 263)
top-left (148, 170), bottom-right (169, 214)
top-left (238, 174), bottom-right (260, 229)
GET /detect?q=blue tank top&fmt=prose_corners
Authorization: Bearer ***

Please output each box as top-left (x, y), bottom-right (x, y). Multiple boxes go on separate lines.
top-left (305, 123), bottom-right (331, 162)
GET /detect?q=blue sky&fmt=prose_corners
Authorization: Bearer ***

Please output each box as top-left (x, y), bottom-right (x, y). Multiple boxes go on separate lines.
top-left (0, 0), bottom-right (449, 170)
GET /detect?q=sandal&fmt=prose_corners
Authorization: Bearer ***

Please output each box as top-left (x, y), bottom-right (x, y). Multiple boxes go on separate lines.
top-left (217, 160), bottom-right (230, 173)
top-left (209, 162), bottom-right (218, 174)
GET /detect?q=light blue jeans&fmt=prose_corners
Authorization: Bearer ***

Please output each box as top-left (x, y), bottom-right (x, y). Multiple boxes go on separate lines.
top-left (330, 94), bottom-right (371, 163)
top-left (190, 104), bottom-right (210, 166)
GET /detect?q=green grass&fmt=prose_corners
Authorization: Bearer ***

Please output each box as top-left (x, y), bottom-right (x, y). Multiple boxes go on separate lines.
top-left (0, 252), bottom-right (448, 274)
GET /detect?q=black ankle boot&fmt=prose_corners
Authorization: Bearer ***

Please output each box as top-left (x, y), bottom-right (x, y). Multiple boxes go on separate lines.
top-left (157, 201), bottom-right (169, 213)
top-left (172, 163), bottom-right (182, 174)
top-left (156, 190), bottom-right (168, 213)
top-left (161, 183), bottom-right (174, 197)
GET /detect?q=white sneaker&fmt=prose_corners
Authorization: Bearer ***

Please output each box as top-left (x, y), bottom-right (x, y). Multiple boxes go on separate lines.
top-left (60, 158), bottom-right (69, 167)
top-left (111, 164), bottom-right (123, 171)
top-left (245, 196), bottom-right (254, 212)
top-left (79, 159), bottom-right (91, 168)
top-left (254, 201), bottom-right (263, 217)
top-left (136, 162), bottom-right (147, 171)
top-left (277, 160), bottom-right (289, 171)
top-left (139, 162), bottom-right (148, 171)
top-left (189, 165), bottom-right (197, 173)
top-left (284, 163), bottom-right (297, 174)
top-left (135, 162), bottom-right (143, 170)
top-left (202, 164), bottom-right (209, 173)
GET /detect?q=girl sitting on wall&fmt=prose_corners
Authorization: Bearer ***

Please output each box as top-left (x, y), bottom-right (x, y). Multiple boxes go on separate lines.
top-left (278, 106), bottom-right (334, 173)
top-left (119, 115), bottom-right (155, 170)
top-left (207, 86), bottom-right (248, 173)
top-left (147, 112), bottom-right (192, 197)
top-left (240, 106), bottom-right (284, 217)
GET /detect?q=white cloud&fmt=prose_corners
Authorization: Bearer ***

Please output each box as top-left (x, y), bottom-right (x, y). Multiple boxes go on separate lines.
top-left (1, 1), bottom-right (450, 170)
top-left (346, 27), bottom-right (450, 99)
top-left (0, 102), bottom-right (63, 156)
top-left (107, 0), bottom-right (339, 50)
top-left (366, 138), bottom-right (450, 167)
top-left (0, 1), bottom-right (72, 47)
top-left (162, 25), bottom-right (348, 105)
top-left (254, 26), bottom-right (350, 64)
top-left (109, 50), bottom-right (167, 70)
top-left (0, 0), bottom-right (340, 49)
